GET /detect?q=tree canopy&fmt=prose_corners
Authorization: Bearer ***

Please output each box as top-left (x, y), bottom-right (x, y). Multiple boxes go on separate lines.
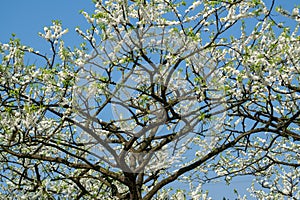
top-left (0, 0), bottom-right (300, 199)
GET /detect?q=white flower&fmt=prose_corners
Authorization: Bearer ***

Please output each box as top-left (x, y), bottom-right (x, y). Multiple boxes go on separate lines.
top-left (14, 112), bottom-right (21, 117)
top-left (75, 59), bottom-right (85, 67)
top-left (174, 191), bottom-right (185, 200)
top-left (225, 176), bottom-right (232, 182)
top-left (61, 28), bottom-right (69, 35)
top-left (2, 43), bottom-right (9, 50)
top-left (292, 8), bottom-right (299, 16)
top-left (282, 188), bottom-right (289, 194)
top-left (45, 30), bottom-right (51, 40)
top-left (262, 181), bottom-right (271, 188)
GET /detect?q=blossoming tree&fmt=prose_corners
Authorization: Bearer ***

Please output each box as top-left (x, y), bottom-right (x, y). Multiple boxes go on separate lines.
top-left (0, 0), bottom-right (300, 199)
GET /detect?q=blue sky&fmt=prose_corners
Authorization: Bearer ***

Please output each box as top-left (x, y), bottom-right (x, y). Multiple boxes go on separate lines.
top-left (0, 0), bottom-right (94, 50)
top-left (0, 0), bottom-right (299, 199)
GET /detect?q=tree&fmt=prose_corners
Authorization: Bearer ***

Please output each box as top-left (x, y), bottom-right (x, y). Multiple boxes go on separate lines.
top-left (0, 0), bottom-right (300, 199)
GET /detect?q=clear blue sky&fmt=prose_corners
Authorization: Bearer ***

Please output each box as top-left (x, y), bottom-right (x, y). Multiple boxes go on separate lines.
top-left (0, 0), bottom-right (94, 50)
top-left (0, 1), bottom-right (298, 199)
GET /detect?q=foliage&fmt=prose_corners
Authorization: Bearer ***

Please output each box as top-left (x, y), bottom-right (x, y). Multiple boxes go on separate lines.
top-left (1, 0), bottom-right (300, 199)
